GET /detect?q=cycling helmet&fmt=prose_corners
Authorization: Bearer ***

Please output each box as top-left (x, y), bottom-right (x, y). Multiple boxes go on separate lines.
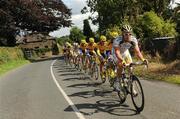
top-left (81, 39), bottom-right (86, 44)
top-left (89, 37), bottom-right (95, 43)
top-left (100, 35), bottom-right (107, 42)
top-left (122, 24), bottom-right (132, 32)
top-left (110, 31), bottom-right (118, 38)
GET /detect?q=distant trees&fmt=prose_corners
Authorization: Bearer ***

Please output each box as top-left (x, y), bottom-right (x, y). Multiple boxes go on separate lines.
top-left (134, 11), bottom-right (177, 39)
top-left (82, 0), bottom-right (172, 32)
top-left (0, 0), bottom-right (71, 46)
top-left (69, 27), bottom-right (85, 43)
top-left (83, 19), bottom-right (94, 39)
top-left (56, 36), bottom-right (71, 46)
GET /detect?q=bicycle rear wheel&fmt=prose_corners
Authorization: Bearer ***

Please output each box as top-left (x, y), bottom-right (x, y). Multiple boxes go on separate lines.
top-left (100, 68), bottom-right (107, 83)
top-left (64, 54), bottom-right (68, 65)
top-left (69, 57), bottom-right (73, 67)
top-left (130, 75), bottom-right (145, 113)
top-left (74, 56), bottom-right (79, 70)
top-left (78, 57), bottom-right (83, 71)
top-left (83, 56), bottom-right (89, 73)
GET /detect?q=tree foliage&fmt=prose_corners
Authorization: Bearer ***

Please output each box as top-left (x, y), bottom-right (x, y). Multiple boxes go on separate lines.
top-left (134, 11), bottom-right (177, 39)
top-left (173, 3), bottom-right (180, 34)
top-left (56, 36), bottom-right (71, 46)
top-left (0, 0), bottom-right (71, 46)
top-left (82, 0), bottom-right (172, 32)
top-left (69, 27), bottom-right (85, 43)
top-left (83, 19), bottom-right (94, 39)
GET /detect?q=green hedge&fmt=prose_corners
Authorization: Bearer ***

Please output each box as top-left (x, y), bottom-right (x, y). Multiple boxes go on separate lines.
top-left (0, 47), bottom-right (25, 64)
top-left (0, 47), bottom-right (28, 75)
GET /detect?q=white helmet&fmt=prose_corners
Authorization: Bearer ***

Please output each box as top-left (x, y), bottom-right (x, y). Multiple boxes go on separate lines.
top-left (122, 24), bottom-right (132, 32)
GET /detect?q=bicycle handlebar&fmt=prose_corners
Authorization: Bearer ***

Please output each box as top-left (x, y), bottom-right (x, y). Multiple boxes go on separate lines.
top-left (124, 61), bottom-right (148, 69)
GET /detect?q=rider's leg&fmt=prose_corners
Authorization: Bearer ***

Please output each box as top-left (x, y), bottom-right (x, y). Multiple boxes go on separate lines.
top-left (100, 53), bottom-right (106, 78)
top-left (123, 51), bottom-right (137, 96)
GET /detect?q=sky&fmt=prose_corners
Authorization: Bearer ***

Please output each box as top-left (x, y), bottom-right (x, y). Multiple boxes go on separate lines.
top-left (49, 0), bottom-right (180, 38)
top-left (49, 0), bottom-right (98, 38)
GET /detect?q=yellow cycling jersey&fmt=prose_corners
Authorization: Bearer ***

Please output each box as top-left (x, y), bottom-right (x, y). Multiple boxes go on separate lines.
top-left (87, 43), bottom-right (97, 52)
top-left (80, 43), bottom-right (88, 50)
top-left (106, 41), bottom-right (113, 51)
top-left (97, 42), bottom-right (107, 53)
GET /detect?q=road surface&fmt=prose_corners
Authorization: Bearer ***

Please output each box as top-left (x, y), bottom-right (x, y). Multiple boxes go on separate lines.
top-left (0, 57), bottom-right (180, 119)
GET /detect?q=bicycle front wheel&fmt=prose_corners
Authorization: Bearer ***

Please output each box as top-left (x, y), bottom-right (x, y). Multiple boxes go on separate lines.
top-left (92, 63), bottom-right (99, 80)
top-left (130, 75), bottom-right (145, 113)
top-left (117, 78), bottom-right (127, 104)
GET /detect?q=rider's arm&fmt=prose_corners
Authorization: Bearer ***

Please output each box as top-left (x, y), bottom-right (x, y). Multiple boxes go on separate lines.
top-left (96, 44), bottom-right (101, 57)
top-left (96, 49), bottom-right (101, 57)
top-left (134, 45), bottom-right (144, 61)
top-left (114, 47), bottom-right (124, 62)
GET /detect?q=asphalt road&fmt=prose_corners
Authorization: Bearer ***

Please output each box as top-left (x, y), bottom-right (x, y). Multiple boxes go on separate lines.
top-left (0, 57), bottom-right (180, 119)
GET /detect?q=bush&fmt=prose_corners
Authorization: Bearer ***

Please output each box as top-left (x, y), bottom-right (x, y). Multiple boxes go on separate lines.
top-left (0, 47), bottom-right (25, 64)
top-left (105, 25), bottom-right (122, 39)
top-left (134, 11), bottom-right (177, 39)
top-left (56, 36), bottom-right (71, 46)
top-left (69, 26), bottom-right (86, 43)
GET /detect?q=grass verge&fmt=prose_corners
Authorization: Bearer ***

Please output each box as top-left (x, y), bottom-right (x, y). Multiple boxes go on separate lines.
top-left (0, 60), bottom-right (29, 76)
top-left (135, 60), bottom-right (180, 85)
top-left (0, 47), bottom-right (29, 76)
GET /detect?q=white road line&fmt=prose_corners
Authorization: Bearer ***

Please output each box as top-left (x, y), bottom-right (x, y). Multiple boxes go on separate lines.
top-left (50, 60), bottom-right (86, 119)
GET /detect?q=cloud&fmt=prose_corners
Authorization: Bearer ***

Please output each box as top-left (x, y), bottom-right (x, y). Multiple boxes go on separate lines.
top-left (49, 0), bottom-right (98, 37)
top-left (63, 0), bottom-right (87, 15)
top-left (49, 12), bottom-right (98, 37)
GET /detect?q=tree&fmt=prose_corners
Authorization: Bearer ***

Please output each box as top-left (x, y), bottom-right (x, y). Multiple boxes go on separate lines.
top-left (0, 0), bottom-right (71, 46)
top-left (173, 3), bottom-right (180, 34)
top-left (82, 0), bottom-right (172, 32)
top-left (83, 19), bottom-right (94, 39)
top-left (134, 11), bottom-right (177, 39)
top-left (56, 36), bottom-right (71, 46)
top-left (69, 27), bottom-right (85, 43)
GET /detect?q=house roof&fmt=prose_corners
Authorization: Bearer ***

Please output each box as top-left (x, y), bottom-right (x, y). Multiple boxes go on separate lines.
top-left (153, 37), bottom-right (175, 40)
top-left (16, 33), bottom-right (55, 44)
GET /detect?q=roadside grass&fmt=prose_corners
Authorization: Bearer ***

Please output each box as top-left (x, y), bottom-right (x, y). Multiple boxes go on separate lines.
top-left (135, 60), bottom-right (180, 85)
top-left (0, 47), bottom-right (29, 76)
top-left (0, 60), bottom-right (29, 76)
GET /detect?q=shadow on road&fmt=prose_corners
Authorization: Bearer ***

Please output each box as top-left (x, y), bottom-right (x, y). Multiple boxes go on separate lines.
top-left (68, 89), bottom-right (113, 98)
top-left (60, 72), bottom-right (84, 76)
top-left (54, 57), bottom-right (139, 117)
top-left (30, 56), bottom-right (63, 63)
top-left (64, 99), bottom-right (137, 116)
top-left (62, 76), bottom-right (90, 81)
top-left (67, 82), bottom-right (102, 89)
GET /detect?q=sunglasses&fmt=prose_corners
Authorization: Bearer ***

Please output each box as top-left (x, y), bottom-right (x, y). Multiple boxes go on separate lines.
top-left (125, 33), bottom-right (132, 36)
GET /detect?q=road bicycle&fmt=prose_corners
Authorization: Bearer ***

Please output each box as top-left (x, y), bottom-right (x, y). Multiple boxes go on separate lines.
top-left (111, 61), bottom-right (147, 113)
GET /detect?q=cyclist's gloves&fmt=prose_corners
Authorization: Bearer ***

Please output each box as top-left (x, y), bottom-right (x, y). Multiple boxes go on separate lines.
top-left (122, 60), bottom-right (126, 66)
top-left (142, 59), bottom-right (148, 65)
top-left (100, 56), bottom-right (104, 60)
top-left (118, 60), bottom-right (126, 66)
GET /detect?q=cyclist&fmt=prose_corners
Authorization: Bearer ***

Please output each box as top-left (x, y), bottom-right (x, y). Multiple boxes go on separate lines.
top-left (62, 42), bottom-right (68, 56)
top-left (87, 37), bottom-right (98, 69)
top-left (72, 42), bottom-right (80, 65)
top-left (65, 42), bottom-right (73, 61)
top-left (79, 39), bottom-right (88, 66)
top-left (112, 24), bottom-right (148, 92)
top-left (79, 39), bottom-right (88, 56)
top-left (105, 32), bottom-right (119, 80)
top-left (87, 37), bottom-right (97, 56)
top-left (96, 35), bottom-right (108, 81)
top-left (106, 31), bottom-right (119, 58)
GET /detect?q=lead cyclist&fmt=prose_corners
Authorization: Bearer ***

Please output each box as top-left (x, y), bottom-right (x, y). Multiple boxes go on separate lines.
top-left (112, 24), bottom-right (148, 94)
